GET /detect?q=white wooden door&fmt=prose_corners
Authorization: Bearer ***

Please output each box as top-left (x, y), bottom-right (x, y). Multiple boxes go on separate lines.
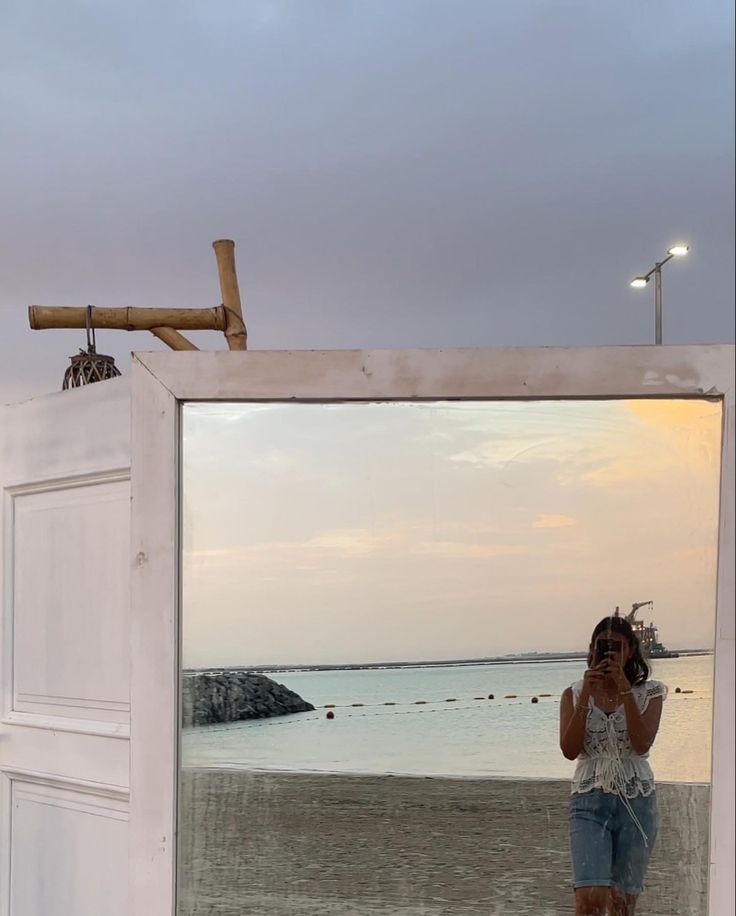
top-left (0, 378), bottom-right (130, 916)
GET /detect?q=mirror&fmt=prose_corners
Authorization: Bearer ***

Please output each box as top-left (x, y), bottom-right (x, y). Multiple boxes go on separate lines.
top-left (178, 398), bottom-right (721, 916)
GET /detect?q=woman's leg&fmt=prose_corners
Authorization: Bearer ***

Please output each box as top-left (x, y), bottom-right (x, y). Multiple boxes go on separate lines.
top-left (570, 789), bottom-right (618, 916)
top-left (569, 791), bottom-right (615, 914)
top-left (610, 792), bottom-right (657, 905)
top-left (610, 887), bottom-right (637, 915)
top-left (575, 886), bottom-right (613, 915)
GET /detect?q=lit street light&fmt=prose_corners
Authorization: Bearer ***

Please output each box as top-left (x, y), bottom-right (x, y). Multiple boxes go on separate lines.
top-left (629, 244), bottom-right (690, 344)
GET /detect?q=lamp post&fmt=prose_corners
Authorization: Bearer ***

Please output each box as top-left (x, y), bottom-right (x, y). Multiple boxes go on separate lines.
top-left (630, 244), bottom-right (690, 345)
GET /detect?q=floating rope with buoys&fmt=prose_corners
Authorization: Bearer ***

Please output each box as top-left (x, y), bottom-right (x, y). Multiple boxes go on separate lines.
top-left (320, 693), bottom-right (535, 710)
top-left (195, 687), bottom-right (707, 730)
top-left (316, 689), bottom-right (704, 711)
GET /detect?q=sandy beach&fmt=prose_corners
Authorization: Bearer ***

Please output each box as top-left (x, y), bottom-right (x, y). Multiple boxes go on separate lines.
top-left (178, 771), bottom-right (709, 916)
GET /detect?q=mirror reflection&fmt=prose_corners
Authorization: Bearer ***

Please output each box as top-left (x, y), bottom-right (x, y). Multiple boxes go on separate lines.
top-left (179, 399), bottom-right (721, 916)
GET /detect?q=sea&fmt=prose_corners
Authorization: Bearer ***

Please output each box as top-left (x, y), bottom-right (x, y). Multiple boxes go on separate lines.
top-left (181, 654), bottom-right (713, 783)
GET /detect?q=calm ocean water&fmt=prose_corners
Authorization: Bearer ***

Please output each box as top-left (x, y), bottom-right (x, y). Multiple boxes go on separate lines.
top-left (181, 655), bottom-right (713, 782)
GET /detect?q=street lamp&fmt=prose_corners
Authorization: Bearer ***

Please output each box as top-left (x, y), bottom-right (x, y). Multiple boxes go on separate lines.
top-left (629, 244), bottom-right (690, 344)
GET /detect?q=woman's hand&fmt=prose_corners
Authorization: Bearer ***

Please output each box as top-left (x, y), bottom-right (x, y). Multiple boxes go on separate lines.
top-left (579, 662), bottom-right (607, 700)
top-left (601, 656), bottom-right (631, 695)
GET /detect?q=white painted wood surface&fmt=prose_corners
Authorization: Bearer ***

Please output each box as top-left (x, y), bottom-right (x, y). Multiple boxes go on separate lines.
top-left (711, 392), bottom-right (735, 915)
top-left (130, 345), bottom-right (734, 916)
top-left (0, 378), bottom-right (131, 916)
top-left (130, 361), bottom-right (178, 915)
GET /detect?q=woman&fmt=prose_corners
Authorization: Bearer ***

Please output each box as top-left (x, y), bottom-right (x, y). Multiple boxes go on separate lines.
top-left (559, 615), bottom-right (667, 916)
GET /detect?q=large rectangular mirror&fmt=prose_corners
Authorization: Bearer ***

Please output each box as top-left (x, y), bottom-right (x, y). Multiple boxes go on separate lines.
top-left (178, 396), bottom-right (721, 916)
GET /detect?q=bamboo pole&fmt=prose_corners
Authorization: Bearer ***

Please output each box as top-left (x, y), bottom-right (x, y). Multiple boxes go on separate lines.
top-left (29, 239), bottom-right (248, 353)
top-left (28, 305), bottom-right (226, 332)
top-left (212, 239), bottom-right (247, 350)
top-left (149, 328), bottom-right (199, 351)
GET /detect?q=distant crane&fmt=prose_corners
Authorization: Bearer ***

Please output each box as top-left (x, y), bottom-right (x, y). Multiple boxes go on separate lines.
top-left (626, 601), bottom-right (653, 622)
top-left (623, 601), bottom-right (677, 658)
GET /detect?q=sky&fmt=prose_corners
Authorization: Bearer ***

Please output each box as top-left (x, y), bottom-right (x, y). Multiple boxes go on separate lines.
top-left (1, 1), bottom-right (734, 404)
top-left (182, 398), bottom-right (722, 667)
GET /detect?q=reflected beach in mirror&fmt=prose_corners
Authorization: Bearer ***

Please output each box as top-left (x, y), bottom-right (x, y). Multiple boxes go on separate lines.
top-left (178, 399), bottom-right (721, 916)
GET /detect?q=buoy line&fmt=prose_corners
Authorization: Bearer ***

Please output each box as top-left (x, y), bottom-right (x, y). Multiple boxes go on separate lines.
top-left (191, 692), bottom-right (706, 732)
top-left (320, 690), bottom-right (702, 710)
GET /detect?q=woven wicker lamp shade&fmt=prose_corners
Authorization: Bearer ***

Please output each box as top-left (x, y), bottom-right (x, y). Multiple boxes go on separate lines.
top-left (61, 305), bottom-right (121, 390)
top-left (62, 349), bottom-right (121, 389)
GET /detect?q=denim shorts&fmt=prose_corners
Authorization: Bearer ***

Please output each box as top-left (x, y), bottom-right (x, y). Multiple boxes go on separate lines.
top-left (569, 789), bottom-right (658, 896)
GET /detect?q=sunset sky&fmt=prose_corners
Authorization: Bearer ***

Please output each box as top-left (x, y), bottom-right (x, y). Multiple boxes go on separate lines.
top-left (182, 397), bottom-right (722, 667)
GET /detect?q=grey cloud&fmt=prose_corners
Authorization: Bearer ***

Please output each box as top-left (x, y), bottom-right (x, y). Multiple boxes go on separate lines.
top-left (1, 0), bottom-right (733, 402)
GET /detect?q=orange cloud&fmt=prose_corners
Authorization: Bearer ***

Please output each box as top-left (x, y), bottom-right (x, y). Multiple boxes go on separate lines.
top-left (414, 542), bottom-right (529, 558)
top-left (625, 398), bottom-right (721, 432)
top-left (184, 530), bottom-right (530, 566)
top-left (532, 514), bottom-right (578, 529)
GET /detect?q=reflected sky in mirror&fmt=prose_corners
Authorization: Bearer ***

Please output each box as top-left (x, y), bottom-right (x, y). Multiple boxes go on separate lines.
top-left (182, 399), bottom-right (721, 669)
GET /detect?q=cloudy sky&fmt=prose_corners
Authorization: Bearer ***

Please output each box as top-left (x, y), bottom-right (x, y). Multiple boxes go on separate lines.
top-left (1, 1), bottom-right (733, 404)
top-left (182, 398), bottom-right (722, 667)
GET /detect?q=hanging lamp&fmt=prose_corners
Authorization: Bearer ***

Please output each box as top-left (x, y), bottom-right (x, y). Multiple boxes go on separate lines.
top-left (62, 305), bottom-right (121, 390)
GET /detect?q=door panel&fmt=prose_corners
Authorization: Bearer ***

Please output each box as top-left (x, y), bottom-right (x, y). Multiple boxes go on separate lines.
top-left (0, 379), bottom-right (130, 916)
top-left (8, 776), bottom-right (127, 916)
top-left (9, 475), bottom-right (130, 729)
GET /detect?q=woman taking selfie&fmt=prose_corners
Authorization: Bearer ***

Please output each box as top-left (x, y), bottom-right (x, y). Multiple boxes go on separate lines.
top-left (559, 615), bottom-right (667, 916)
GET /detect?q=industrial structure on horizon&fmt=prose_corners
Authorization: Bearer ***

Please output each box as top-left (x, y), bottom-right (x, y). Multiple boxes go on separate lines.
top-left (616, 601), bottom-right (679, 659)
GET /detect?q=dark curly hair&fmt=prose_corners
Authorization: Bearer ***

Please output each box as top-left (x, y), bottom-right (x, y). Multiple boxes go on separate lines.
top-left (587, 615), bottom-right (650, 686)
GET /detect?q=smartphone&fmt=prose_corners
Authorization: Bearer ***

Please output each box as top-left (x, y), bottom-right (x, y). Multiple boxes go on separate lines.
top-left (595, 637), bottom-right (619, 664)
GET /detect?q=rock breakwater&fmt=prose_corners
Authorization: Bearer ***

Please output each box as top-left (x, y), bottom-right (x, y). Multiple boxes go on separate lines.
top-left (182, 671), bottom-right (314, 727)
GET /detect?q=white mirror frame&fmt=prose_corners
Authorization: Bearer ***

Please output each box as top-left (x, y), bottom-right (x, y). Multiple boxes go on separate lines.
top-left (130, 345), bottom-right (734, 916)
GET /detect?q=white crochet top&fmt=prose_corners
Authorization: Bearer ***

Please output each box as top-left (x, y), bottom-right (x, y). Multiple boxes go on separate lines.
top-left (570, 679), bottom-right (668, 799)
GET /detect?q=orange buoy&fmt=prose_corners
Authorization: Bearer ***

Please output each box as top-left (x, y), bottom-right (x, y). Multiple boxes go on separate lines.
top-left (326, 711), bottom-right (335, 720)
top-left (675, 687), bottom-right (682, 693)
top-left (531, 697), bottom-right (539, 704)
top-left (488, 694), bottom-right (495, 700)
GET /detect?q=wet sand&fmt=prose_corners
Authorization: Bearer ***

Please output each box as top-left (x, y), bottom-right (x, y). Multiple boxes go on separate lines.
top-left (178, 771), bottom-right (709, 916)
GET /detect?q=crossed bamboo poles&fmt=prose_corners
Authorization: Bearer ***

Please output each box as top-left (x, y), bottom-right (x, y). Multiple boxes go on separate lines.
top-left (28, 239), bottom-right (247, 352)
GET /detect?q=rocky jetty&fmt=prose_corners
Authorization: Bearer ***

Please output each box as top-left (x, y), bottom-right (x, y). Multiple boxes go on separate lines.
top-left (182, 671), bottom-right (315, 727)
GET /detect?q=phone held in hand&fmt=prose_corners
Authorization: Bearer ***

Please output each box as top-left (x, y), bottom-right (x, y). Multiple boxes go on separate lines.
top-left (595, 637), bottom-right (619, 665)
